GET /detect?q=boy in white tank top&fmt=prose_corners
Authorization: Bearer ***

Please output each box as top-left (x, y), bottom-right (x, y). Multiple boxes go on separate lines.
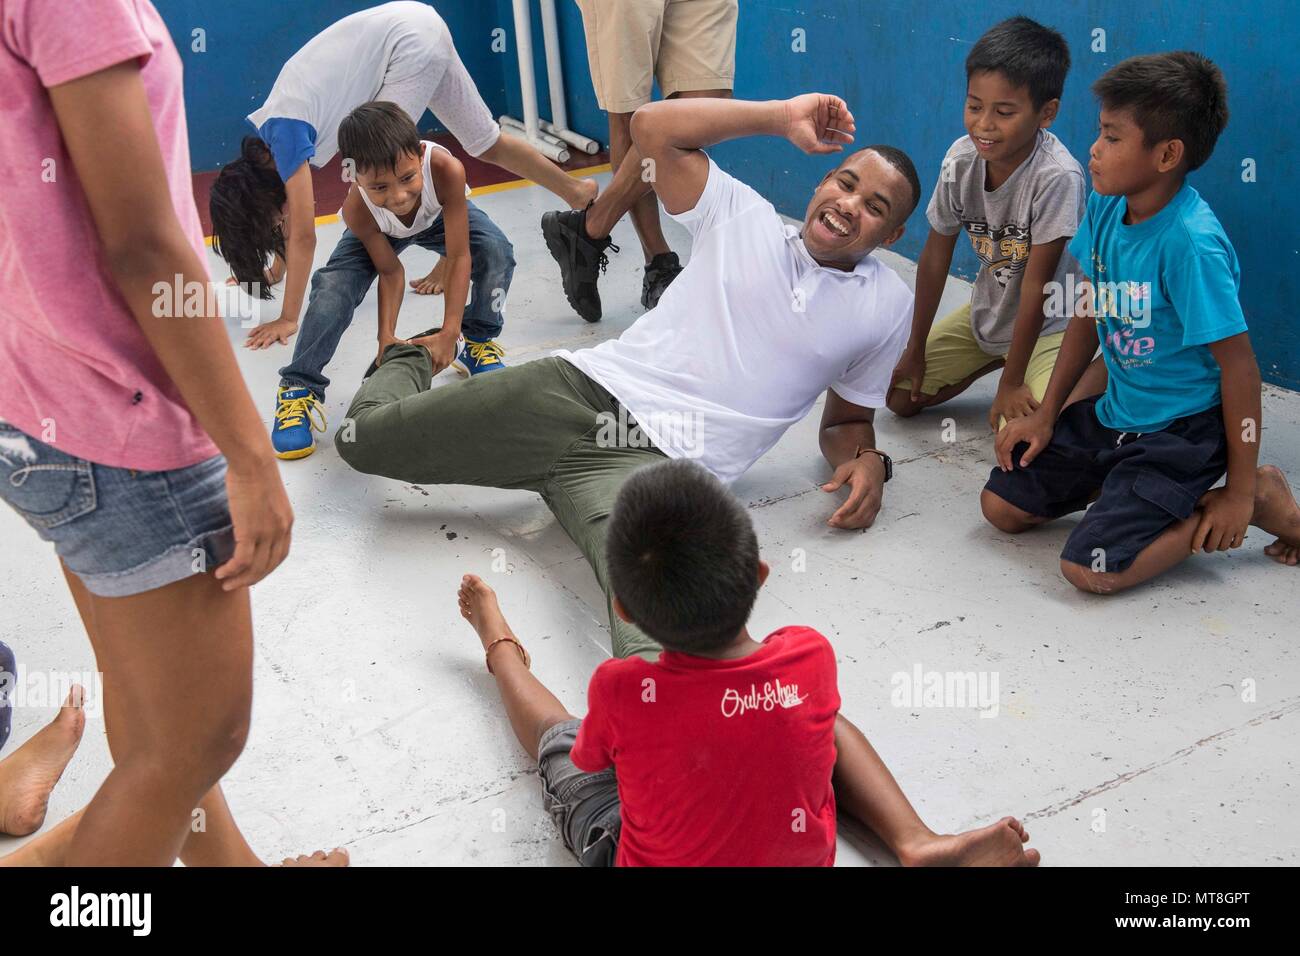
top-left (272, 102), bottom-right (515, 460)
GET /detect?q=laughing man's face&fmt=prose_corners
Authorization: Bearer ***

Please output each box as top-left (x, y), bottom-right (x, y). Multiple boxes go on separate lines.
top-left (801, 150), bottom-right (908, 270)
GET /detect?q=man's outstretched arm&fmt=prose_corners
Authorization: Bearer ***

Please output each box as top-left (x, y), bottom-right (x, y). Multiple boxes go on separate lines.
top-left (819, 389), bottom-right (887, 530)
top-left (630, 94), bottom-right (856, 215)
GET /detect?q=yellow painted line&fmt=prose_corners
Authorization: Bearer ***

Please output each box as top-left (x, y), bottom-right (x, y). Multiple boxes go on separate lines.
top-left (203, 163), bottom-right (611, 245)
top-left (468, 162), bottom-right (612, 198)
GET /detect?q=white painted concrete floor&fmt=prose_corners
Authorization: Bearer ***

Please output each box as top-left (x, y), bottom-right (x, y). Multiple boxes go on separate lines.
top-left (3, 171), bottom-right (1298, 866)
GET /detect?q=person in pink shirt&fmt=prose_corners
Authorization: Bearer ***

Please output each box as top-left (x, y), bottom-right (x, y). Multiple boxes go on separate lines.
top-left (0, 0), bottom-right (343, 865)
top-left (458, 459), bottom-right (1042, 867)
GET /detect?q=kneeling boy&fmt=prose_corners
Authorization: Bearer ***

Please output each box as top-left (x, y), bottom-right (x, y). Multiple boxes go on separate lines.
top-left (984, 52), bottom-right (1300, 592)
top-left (459, 459), bottom-right (1041, 866)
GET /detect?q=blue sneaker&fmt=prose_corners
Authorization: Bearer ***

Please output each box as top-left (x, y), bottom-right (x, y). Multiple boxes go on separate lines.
top-left (452, 336), bottom-right (506, 376)
top-left (272, 386), bottom-right (326, 460)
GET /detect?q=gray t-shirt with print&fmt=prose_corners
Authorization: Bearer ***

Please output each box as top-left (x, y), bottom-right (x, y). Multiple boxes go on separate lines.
top-left (926, 129), bottom-right (1086, 354)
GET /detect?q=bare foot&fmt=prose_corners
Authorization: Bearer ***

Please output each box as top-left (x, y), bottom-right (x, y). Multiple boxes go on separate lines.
top-left (570, 176), bottom-right (599, 211)
top-left (277, 848), bottom-right (350, 867)
top-left (1253, 465), bottom-right (1300, 564)
top-left (244, 317), bottom-right (298, 349)
top-left (897, 816), bottom-right (1041, 867)
top-left (458, 575), bottom-right (531, 673)
top-left (0, 687), bottom-right (85, 836)
top-left (457, 574), bottom-right (518, 649)
top-left (410, 257), bottom-right (447, 295)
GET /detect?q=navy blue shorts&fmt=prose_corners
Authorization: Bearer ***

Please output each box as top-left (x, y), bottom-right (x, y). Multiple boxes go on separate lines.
top-left (984, 397), bottom-right (1228, 573)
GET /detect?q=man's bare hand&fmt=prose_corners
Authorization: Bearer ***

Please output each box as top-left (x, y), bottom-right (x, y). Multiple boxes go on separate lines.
top-left (783, 93), bottom-right (856, 155)
top-left (822, 453), bottom-right (885, 529)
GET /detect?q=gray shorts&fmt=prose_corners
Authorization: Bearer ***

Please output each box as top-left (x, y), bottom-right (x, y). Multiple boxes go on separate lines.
top-left (538, 718), bottom-right (621, 867)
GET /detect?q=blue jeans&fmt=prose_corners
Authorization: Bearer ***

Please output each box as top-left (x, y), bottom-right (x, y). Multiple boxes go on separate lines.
top-left (279, 201), bottom-right (516, 401)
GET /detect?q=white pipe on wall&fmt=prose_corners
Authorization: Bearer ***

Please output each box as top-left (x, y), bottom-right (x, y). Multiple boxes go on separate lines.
top-left (511, 0), bottom-right (541, 144)
top-left (539, 0), bottom-right (567, 131)
top-left (538, 0), bottom-right (600, 154)
top-left (503, 0), bottom-right (600, 162)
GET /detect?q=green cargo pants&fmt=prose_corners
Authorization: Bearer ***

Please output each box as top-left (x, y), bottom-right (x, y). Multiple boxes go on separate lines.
top-left (336, 345), bottom-right (667, 659)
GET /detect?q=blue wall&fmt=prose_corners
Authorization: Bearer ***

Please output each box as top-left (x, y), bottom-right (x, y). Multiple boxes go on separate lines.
top-left (156, 0), bottom-right (512, 172)
top-left (160, 1), bottom-right (1298, 389)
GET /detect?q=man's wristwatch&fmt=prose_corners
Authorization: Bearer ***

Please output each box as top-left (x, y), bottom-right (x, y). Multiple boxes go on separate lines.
top-left (853, 445), bottom-right (893, 482)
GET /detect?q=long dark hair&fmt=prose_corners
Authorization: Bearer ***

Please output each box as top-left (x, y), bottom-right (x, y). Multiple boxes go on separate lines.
top-left (209, 137), bottom-right (286, 299)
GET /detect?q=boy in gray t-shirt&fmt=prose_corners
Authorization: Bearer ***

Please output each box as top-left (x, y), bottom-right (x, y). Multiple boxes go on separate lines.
top-left (889, 16), bottom-right (1086, 431)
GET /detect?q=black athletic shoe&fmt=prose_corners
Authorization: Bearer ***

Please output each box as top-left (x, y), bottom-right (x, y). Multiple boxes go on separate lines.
top-left (541, 205), bottom-right (618, 322)
top-left (363, 327), bottom-right (441, 379)
top-left (640, 252), bottom-right (683, 310)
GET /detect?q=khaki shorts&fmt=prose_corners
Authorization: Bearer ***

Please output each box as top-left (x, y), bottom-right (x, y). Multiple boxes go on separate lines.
top-left (893, 304), bottom-right (1064, 403)
top-left (575, 0), bottom-right (738, 112)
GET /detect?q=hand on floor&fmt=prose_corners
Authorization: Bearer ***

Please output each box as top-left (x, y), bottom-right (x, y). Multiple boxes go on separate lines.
top-left (245, 317), bottom-right (298, 349)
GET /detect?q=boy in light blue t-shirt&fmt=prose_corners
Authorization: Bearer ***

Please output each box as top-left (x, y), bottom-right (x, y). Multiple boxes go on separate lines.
top-left (983, 52), bottom-right (1300, 591)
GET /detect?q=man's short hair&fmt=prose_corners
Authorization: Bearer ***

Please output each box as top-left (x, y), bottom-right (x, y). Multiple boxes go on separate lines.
top-left (338, 101), bottom-right (421, 175)
top-left (606, 459), bottom-right (761, 654)
top-left (965, 16), bottom-right (1071, 109)
top-left (863, 143), bottom-right (925, 221)
top-left (1091, 52), bottom-right (1229, 172)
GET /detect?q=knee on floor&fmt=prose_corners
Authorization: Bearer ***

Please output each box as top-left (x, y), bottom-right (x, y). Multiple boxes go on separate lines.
top-left (333, 422), bottom-right (375, 472)
top-left (886, 389), bottom-right (925, 418)
top-left (1060, 558), bottom-right (1122, 595)
top-left (981, 489), bottom-right (1035, 534)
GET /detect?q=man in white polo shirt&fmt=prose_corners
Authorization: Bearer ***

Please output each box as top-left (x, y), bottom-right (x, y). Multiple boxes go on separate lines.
top-left (337, 93), bottom-right (919, 660)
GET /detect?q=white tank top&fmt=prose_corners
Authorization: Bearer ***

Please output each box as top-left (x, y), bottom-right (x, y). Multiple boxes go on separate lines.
top-left (357, 140), bottom-right (469, 238)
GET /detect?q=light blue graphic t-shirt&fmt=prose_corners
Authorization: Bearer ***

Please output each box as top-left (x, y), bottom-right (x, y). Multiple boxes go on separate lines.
top-left (1068, 184), bottom-right (1247, 433)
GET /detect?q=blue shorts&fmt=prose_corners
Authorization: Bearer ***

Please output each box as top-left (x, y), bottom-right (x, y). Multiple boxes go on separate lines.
top-left (984, 397), bottom-right (1228, 573)
top-left (0, 640), bottom-right (14, 753)
top-left (0, 422), bottom-right (235, 597)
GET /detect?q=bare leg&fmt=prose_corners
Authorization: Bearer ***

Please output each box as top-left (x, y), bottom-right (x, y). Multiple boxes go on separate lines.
top-left (60, 565), bottom-right (346, 867)
top-left (0, 687), bottom-right (85, 836)
top-left (457, 575), bottom-right (573, 762)
top-left (832, 714), bottom-right (1040, 866)
top-left (477, 131), bottom-right (598, 211)
top-left (887, 359), bottom-right (1004, 418)
top-left (586, 90), bottom-right (732, 257)
top-left (0, 808), bottom-right (83, 867)
top-left (586, 112), bottom-right (669, 262)
top-left (1062, 464), bottom-right (1300, 593)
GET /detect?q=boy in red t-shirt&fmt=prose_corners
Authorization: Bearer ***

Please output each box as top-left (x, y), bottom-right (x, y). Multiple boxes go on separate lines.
top-left (458, 459), bottom-right (1041, 866)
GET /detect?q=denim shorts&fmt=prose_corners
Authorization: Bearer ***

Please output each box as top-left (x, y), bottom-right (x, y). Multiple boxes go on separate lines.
top-left (984, 396), bottom-right (1228, 573)
top-left (537, 718), bottom-right (621, 867)
top-left (0, 640), bottom-right (14, 753)
top-left (0, 422), bottom-right (235, 597)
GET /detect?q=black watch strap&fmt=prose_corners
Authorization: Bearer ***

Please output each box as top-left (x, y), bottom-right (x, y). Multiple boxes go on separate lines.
top-left (854, 446), bottom-right (893, 482)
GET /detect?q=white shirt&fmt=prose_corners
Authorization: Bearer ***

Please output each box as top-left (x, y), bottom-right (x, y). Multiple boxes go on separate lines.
top-left (556, 156), bottom-right (914, 485)
top-left (357, 140), bottom-right (467, 237)
top-left (247, 1), bottom-right (452, 168)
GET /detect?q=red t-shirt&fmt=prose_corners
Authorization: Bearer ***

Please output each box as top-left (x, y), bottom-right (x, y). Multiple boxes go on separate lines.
top-left (570, 626), bottom-right (840, 867)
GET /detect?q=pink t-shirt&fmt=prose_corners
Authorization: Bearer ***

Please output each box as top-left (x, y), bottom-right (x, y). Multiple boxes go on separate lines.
top-left (0, 0), bottom-right (218, 470)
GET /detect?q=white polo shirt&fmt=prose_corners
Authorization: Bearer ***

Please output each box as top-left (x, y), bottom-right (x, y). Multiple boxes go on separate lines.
top-left (556, 155), bottom-right (913, 484)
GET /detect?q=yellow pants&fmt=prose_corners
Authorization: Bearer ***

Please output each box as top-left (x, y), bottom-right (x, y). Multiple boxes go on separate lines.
top-left (892, 304), bottom-right (1063, 402)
